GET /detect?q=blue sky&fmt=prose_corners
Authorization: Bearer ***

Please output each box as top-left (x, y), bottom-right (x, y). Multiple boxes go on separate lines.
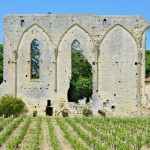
top-left (0, 0), bottom-right (150, 49)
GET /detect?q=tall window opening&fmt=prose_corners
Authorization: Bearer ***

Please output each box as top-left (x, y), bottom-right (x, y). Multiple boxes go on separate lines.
top-left (21, 20), bottom-right (25, 27)
top-left (103, 19), bottom-right (107, 26)
top-left (68, 40), bottom-right (93, 103)
top-left (31, 39), bottom-right (40, 79)
top-left (145, 30), bottom-right (150, 78)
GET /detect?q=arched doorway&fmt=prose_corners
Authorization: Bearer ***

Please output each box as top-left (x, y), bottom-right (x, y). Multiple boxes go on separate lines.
top-left (67, 40), bottom-right (93, 103)
top-left (57, 24), bottom-right (95, 103)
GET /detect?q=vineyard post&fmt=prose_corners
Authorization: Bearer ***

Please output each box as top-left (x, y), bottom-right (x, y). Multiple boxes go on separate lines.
top-left (146, 119), bottom-right (148, 135)
top-left (32, 143), bottom-right (34, 150)
top-left (91, 143), bottom-right (93, 150)
top-left (58, 141), bottom-right (61, 150)
top-left (3, 144), bottom-right (5, 150)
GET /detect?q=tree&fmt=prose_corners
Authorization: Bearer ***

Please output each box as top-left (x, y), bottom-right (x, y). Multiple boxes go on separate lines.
top-left (146, 50), bottom-right (150, 77)
top-left (68, 41), bottom-right (93, 102)
top-left (0, 94), bottom-right (25, 117)
top-left (0, 44), bottom-right (3, 83)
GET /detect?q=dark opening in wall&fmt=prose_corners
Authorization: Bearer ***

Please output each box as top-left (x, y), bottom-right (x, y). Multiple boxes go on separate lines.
top-left (21, 20), bottom-right (25, 27)
top-left (46, 102), bottom-right (53, 116)
top-left (103, 102), bottom-right (107, 107)
top-left (92, 61), bottom-right (95, 65)
top-left (135, 62), bottom-right (137, 65)
top-left (103, 19), bottom-right (107, 26)
top-left (47, 100), bottom-right (51, 106)
top-left (111, 106), bottom-right (115, 109)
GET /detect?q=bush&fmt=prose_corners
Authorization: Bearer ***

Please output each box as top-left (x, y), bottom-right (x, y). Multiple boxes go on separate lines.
top-left (0, 94), bottom-right (25, 117)
top-left (33, 110), bottom-right (37, 117)
top-left (98, 110), bottom-right (106, 117)
top-left (83, 109), bottom-right (92, 117)
top-left (62, 109), bottom-right (69, 117)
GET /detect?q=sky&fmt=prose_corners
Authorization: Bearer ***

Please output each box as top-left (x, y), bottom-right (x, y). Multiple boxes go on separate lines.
top-left (0, 0), bottom-right (150, 49)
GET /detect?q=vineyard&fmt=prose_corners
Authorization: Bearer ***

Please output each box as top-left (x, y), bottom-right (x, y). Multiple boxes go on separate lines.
top-left (0, 116), bottom-right (149, 150)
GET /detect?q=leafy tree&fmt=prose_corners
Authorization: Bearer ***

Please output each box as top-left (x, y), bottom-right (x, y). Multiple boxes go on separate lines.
top-left (0, 94), bottom-right (25, 117)
top-left (146, 50), bottom-right (150, 77)
top-left (0, 44), bottom-right (3, 83)
top-left (68, 40), bottom-right (93, 102)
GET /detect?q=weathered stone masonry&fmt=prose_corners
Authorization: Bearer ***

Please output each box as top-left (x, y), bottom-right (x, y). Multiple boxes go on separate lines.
top-left (0, 14), bottom-right (150, 116)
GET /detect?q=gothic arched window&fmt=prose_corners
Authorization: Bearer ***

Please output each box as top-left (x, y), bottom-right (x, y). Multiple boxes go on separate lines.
top-left (31, 39), bottom-right (40, 79)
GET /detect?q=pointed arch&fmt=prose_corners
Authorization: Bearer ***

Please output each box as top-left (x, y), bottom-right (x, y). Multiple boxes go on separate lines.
top-left (17, 23), bottom-right (54, 51)
top-left (100, 24), bottom-right (137, 46)
top-left (57, 23), bottom-right (95, 66)
top-left (57, 23), bottom-right (94, 51)
top-left (57, 22), bottom-right (95, 97)
top-left (141, 25), bottom-right (150, 40)
top-left (98, 23), bottom-right (138, 112)
top-left (17, 22), bottom-right (56, 95)
top-left (141, 25), bottom-right (150, 48)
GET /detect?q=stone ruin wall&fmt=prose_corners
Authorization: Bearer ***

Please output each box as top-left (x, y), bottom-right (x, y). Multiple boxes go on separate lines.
top-left (0, 14), bottom-right (150, 116)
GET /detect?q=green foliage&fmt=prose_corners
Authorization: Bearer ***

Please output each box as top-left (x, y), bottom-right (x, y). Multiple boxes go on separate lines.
top-left (0, 44), bottom-right (3, 83)
top-left (146, 50), bottom-right (150, 76)
top-left (33, 110), bottom-right (38, 117)
top-left (47, 117), bottom-right (60, 150)
top-left (98, 110), bottom-right (106, 117)
top-left (62, 109), bottom-right (69, 117)
top-left (6, 117), bottom-right (31, 149)
top-left (65, 117), bottom-right (106, 149)
top-left (56, 117), bottom-right (87, 150)
top-left (0, 117), bottom-right (23, 145)
top-left (0, 95), bottom-right (25, 117)
top-left (68, 49), bottom-right (93, 102)
top-left (31, 117), bottom-right (42, 150)
top-left (83, 109), bottom-right (92, 117)
top-left (0, 117), bottom-right (13, 132)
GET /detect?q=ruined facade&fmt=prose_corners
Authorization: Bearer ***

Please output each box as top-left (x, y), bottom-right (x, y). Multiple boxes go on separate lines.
top-left (0, 14), bottom-right (150, 116)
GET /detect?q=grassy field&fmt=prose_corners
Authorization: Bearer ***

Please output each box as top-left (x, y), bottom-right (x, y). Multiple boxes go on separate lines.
top-left (0, 116), bottom-right (149, 150)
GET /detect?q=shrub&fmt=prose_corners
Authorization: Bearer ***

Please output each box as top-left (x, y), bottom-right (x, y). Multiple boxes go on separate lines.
top-left (0, 94), bottom-right (25, 117)
top-left (83, 108), bottom-right (92, 117)
top-left (98, 110), bottom-right (106, 117)
top-left (62, 109), bottom-right (69, 117)
top-left (33, 110), bottom-right (37, 117)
